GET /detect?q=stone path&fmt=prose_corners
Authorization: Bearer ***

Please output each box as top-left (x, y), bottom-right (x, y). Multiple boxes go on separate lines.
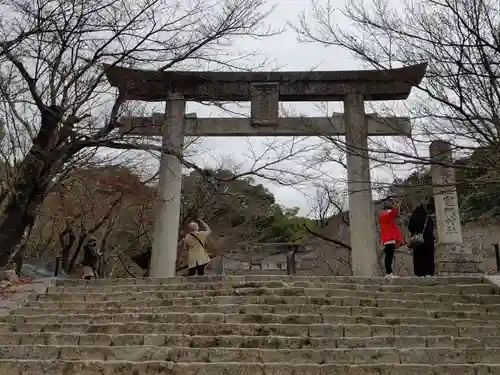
top-left (1, 275), bottom-right (500, 374)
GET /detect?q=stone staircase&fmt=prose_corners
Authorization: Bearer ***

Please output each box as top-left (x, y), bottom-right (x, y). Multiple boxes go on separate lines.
top-left (1, 275), bottom-right (500, 374)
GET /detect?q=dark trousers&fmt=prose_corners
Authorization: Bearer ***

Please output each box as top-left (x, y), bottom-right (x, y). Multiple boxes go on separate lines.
top-left (383, 243), bottom-right (396, 274)
top-left (187, 263), bottom-right (206, 276)
top-left (413, 241), bottom-right (435, 276)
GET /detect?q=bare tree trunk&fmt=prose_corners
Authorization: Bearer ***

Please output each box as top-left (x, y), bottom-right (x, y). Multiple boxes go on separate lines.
top-left (67, 233), bottom-right (88, 274)
top-left (59, 228), bottom-right (76, 272)
top-left (0, 180), bottom-right (52, 266)
top-left (98, 252), bottom-right (107, 278)
top-left (0, 106), bottom-right (69, 266)
top-left (13, 243), bottom-right (27, 276)
top-left (97, 219), bottom-right (114, 278)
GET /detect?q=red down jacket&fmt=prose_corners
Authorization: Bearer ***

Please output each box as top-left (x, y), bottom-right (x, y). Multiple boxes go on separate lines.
top-left (378, 207), bottom-right (403, 246)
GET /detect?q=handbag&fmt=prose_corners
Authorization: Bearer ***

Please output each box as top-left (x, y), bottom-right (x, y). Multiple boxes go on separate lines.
top-left (408, 215), bottom-right (429, 249)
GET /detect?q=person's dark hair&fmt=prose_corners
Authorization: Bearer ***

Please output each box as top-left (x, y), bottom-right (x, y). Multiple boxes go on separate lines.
top-left (413, 203), bottom-right (425, 212)
top-left (425, 198), bottom-right (435, 213)
top-left (383, 200), bottom-right (393, 210)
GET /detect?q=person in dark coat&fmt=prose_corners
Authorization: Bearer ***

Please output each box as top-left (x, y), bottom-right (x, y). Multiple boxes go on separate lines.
top-left (408, 203), bottom-right (435, 277)
top-left (81, 238), bottom-right (101, 280)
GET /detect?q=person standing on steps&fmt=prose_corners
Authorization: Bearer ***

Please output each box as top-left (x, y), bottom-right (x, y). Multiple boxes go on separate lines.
top-left (180, 218), bottom-right (212, 276)
top-left (81, 237), bottom-right (102, 280)
top-left (378, 199), bottom-right (403, 278)
top-left (408, 202), bottom-right (435, 277)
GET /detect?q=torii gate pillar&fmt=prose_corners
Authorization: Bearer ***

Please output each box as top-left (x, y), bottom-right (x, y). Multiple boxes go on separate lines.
top-left (345, 93), bottom-right (379, 276)
top-left (149, 94), bottom-right (185, 278)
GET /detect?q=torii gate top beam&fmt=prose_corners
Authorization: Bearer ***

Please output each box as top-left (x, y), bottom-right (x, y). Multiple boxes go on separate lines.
top-left (103, 63), bottom-right (427, 102)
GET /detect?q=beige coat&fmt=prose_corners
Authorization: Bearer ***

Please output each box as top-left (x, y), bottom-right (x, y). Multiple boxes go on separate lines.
top-left (184, 230), bottom-right (211, 268)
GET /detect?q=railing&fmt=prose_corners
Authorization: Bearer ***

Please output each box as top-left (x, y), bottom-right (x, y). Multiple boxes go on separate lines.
top-left (54, 257), bottom-right (61, 277)
top-left (218, 243), bottom-right (305, 276)
top-left (495, 244), bottom-right (500, 273)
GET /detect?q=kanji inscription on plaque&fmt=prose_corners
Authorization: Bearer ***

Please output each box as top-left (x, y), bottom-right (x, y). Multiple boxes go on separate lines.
top-left (434, 165), bottom-right (463, 243)
top-left (251, 83), bottom-right (279, 127)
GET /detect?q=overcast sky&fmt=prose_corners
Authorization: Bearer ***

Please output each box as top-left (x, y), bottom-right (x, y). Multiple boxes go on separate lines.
top-left (142, 0), bottom-right (414, 217)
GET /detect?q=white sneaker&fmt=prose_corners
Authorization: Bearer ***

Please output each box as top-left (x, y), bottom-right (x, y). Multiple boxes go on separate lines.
top-left (386, 273), bottom-right (395, 278)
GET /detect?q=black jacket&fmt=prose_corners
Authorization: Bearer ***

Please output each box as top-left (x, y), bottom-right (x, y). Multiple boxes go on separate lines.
top-left (82, 245), bottom-right (100, 267)
top-left (408, 205), bottom-right (435, 242)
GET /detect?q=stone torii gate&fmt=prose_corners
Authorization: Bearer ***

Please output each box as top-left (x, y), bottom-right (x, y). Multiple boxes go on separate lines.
top-left (104, 63), bottom-right (427, 278)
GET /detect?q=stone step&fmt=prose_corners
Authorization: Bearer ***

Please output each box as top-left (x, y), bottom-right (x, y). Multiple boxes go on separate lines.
top-left (24, 295), bottom-right (499, 312)
top-left (3, 312), bottom-right (500, 327)
top-left (2, 333), bottom-right (496, 349)
top-left (0, 322), bottom-right (498, 337)
top-left (55, 275), bottom-right (487, 287)
top-left (13, 304), bottom-right (500, 320)
top-left (32, 287), bottom-right (500, 304)
top-left (2, 345), bottom-right (500, 364)
top-left (46, 281), bottom-right (497, 295)
top-left (0, 360), bottom-right (496, 375)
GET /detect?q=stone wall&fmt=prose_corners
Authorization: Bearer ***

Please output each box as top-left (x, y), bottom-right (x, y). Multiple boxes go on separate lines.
top-left (461, 220), bottom-right (500, 273)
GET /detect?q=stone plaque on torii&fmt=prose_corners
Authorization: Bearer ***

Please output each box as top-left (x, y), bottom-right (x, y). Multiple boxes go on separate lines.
top-left (104, 63), bottom-right (427, 278)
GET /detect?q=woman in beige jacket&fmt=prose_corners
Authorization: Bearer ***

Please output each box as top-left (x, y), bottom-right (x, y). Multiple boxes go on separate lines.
top-left (181, 218), bottom-right (212, 276)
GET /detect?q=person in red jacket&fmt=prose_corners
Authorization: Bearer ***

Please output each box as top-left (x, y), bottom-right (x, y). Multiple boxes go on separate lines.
top-left (378, 199), bottom-right (403, 278)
